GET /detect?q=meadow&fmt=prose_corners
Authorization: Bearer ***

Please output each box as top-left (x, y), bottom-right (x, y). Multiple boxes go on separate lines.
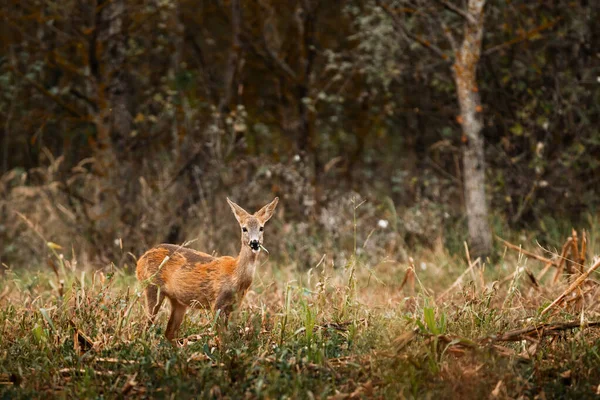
top-left (2, 219), bottom-right (600, 399)
top-left (2, 0), bottom-right (598, 398)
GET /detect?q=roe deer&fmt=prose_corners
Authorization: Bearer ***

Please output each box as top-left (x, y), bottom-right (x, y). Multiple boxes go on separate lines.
top-left (136, 197), bottom-right (279, 341)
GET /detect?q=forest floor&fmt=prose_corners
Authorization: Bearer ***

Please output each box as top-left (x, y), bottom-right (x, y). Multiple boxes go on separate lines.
top-left (2, 230), bottom-right (600, 399)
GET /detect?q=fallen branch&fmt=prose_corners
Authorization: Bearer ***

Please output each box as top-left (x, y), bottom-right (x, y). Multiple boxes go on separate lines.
top-left (496, 236), bottom-right (554, 265)
top-left (68, 319), bottom-right (95, 355)
top-left (121, 373), bottom-right (138, 395)
top-left (94, 357), bottom-right (139, 365)
top-left (0, 373), bottom-right (21, 387)
top-left (541, 257), bottom-right (600, 316)
top-left (395, 319), bottom-right (600, 359)
top-left (58, 368), bottom-right (115, 377)
top-left (483, 320), bottom-right (600, 342)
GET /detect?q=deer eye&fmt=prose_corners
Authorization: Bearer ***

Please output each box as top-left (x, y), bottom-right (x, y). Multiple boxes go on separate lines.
top-left (259, 226), bottom-right (264, 232)
top-left (242, 227), bottom-right (248, 232)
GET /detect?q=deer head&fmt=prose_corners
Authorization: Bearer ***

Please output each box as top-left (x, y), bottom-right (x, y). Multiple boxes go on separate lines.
top-left (227, 197), bottom-right (279, 253)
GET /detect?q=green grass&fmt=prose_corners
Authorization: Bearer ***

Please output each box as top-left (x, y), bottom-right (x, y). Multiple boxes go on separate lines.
top-left (2, 239), bottom-right (600, 399)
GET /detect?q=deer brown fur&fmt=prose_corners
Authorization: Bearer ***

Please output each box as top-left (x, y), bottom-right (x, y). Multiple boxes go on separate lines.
top-left (136, 197), bottom-right (279, 341)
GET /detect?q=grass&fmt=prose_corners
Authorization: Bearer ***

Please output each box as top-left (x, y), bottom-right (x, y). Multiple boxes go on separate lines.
top-left (2, 232), bottom-right (600, 399)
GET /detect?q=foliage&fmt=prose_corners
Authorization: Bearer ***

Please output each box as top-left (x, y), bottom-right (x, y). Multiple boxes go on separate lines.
top-left (2, 0), bottom-right (599, 266)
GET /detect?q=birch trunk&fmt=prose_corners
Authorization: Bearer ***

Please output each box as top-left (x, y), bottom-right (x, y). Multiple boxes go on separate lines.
top-left (454, 0), bottom-right (492, 256)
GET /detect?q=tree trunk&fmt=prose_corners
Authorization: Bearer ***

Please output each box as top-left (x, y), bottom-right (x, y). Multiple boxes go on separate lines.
top-left (219, 0), bottom-right (242, 159)
top-left (90, 0), bottom-right (130, 171)
top-left (296, 0), bottom-right (320, 213)
top-left (454, 0), bottom-right (492, 257)
top-left (218, 0), bottom-right (241, 117)
top-left (85, 0), bottom-right (132, 261)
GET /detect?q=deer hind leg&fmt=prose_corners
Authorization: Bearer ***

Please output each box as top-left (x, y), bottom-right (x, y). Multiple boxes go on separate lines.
top-left (165, 298), bottom-right (187, 341)
top-left (145, 285), bottom-right (166, 324)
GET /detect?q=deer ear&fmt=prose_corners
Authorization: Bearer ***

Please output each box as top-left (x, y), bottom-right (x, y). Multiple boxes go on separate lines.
top-left (255, 197), bottom-right (279, 224)
top-left (227, 198), bottom-right (250, 224)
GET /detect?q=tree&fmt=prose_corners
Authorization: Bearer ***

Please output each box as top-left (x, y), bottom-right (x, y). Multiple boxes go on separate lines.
top-left (379, 0), bottom-right (492, 256)
top-left (453, 0), bottom-right (491, 257)
top-left (2, 0), bottom-right (598, 267)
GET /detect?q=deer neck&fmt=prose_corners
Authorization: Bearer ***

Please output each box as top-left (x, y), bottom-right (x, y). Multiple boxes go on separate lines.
top-left (235, 243), bottom-right (259, 291)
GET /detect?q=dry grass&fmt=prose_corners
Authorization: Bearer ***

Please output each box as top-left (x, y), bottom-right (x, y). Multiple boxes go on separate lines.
top-left (2, 227), bottom-right (600, 399)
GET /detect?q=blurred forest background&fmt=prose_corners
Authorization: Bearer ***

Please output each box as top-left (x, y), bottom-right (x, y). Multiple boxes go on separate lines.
top-left (1, 0), bottom-right (598, 270)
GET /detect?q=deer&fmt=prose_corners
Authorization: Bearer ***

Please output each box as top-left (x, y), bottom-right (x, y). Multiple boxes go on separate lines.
top-left (136, 197), bottom-right (279, 341)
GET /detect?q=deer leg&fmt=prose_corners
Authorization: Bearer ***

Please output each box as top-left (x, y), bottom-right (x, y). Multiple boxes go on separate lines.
top-left (145, 285), bottom-right (166, 324)
top-left (215, 289), bottom-right (235, 327)
top-left (165, 298), bottom-right (187, 341)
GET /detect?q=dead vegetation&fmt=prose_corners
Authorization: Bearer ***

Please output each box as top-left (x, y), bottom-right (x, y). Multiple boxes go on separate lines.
top-left (1, 225), bottom-right (600, 398)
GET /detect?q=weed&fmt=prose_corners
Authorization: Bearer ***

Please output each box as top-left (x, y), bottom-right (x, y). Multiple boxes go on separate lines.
top-left (2, 227), bottom-right (600, 398)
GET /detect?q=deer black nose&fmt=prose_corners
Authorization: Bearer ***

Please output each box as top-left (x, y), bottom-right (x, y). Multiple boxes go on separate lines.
top-left (249, 240), bottom-right (260, 250)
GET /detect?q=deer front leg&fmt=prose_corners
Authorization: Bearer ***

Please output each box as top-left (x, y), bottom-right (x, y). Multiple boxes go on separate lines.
top-left (145, 285), bottom-right (165, 324)
top-left (215, 289), bottom-right (235, 327)
top-left (165, 298), bottom-right (187, 342)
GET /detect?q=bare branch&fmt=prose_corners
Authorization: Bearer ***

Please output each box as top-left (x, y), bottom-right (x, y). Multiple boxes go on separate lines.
top-left (11, 66), bottom-right (84, 118)
top-left (259, 37), bottom-right (298, 81)
top-left (423, 2), bottom-right (458, 54)
top-left (377, 0), bottom-right (450, 61)
top-left (483, 17), bottom-right (561, 56)
top-left (441, 20), bottom-right (458, 53)
top-left (187, 34), bottom-right (220, 104)
top-left (70, 88), bottom-right (98, 111)
top-left (219, 0), bottom-right (297, 81)
top-left (435, 0), bottom-right (477, 25)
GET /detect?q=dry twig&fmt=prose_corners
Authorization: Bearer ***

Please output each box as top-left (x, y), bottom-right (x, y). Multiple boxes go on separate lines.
top-left (552, 238), bottom-right (573, 284)
top-left (483, 320), bottom-right (600, 342)
top-left (436, 258), bottom-right (480, 302)
top-left (541, 257), bottom-right (600, 316)
top-left (496, 236), bottom-right (554, 265)
top-left (399, 263), bottom-right (415, 295)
